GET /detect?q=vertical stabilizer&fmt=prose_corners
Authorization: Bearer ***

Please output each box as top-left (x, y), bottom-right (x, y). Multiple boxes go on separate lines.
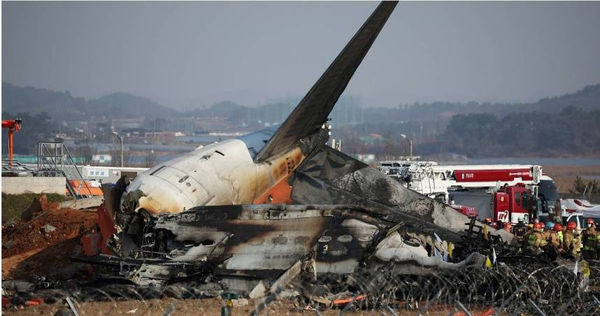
top-left (255, 1), bottom-right (397, 162)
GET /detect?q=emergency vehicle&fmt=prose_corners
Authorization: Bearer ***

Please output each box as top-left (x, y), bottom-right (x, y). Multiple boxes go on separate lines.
top-left (377, 160), bottom-right (558, 224)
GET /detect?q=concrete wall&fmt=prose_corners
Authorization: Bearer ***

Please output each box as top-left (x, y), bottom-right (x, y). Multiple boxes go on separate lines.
top-left (2, 177), bottom-right (66, 195)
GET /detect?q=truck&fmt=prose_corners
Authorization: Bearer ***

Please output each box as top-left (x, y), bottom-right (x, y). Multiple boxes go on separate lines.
top-left (492, 183), bottom-right (535, 223)
top-left (377, 160), bottom-right (558, 224)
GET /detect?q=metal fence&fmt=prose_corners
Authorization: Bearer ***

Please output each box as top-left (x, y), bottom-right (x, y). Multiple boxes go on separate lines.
top-left (5, 260), bottom-right (600, 315)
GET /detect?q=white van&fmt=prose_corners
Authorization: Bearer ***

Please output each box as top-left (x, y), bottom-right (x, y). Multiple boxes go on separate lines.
top-left (564, 213), bottom-right (585, 230)
top-left (564, 213), bottom-right (600, 231)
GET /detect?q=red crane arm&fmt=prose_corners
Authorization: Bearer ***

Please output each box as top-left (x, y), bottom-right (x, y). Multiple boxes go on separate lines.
top-left (2, 119), bottom-right (21, 131)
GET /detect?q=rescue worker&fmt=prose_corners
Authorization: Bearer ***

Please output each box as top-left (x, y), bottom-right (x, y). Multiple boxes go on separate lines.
top-left (548, 223), bottom-right (562, 250)
top-left (485, 218), bottom-right (492, 226)
top-left (543, 221), bottom-right (554, 241)
top-left (563, 221), bottom-right (581, 260)
top-left (504, 222), bottom-right (513, 234)
top-left (527, 222), bottom-right (547, 254)
top-left (582, 218), bottom-right (598, 260)
top-left (554, 223), bottom-right (564, 248)
top-left (514, 219), bottom-right (528, 244)
top-left (523, 223), bottom-right (535, 248)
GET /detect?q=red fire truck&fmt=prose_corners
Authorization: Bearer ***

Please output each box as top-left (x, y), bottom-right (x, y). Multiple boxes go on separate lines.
top-left (492, 183), bottom-right (535, 223)
top-left (377, 161), bottom-right (558, 224)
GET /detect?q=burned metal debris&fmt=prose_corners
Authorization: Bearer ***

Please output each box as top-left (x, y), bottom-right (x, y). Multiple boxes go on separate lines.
top-left (6, 247), bottom-right (600, 315)
top-left (4, 195), bottom-right (600, 314)
top-left (58, 145), bottom-right (547, 314)
top-left (77, 203), bottom-right (485, 288)
top-left (7, 148), bottom-right (590, 314)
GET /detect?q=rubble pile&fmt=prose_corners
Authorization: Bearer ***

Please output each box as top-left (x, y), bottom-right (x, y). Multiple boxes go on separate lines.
top-left (2, 201), bottom-right (599, 315)
top-left (2, 195), bottom-right (98, 279)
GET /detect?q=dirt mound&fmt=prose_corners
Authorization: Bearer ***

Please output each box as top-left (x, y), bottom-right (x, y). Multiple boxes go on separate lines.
top-left (3, 239), bottom-right (91, 280)
top-left (20, 194), bottom-right (61, 221)
top-left (2, 195), bottom-right (99, 279)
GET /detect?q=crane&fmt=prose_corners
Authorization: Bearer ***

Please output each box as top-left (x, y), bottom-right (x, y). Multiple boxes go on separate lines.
top-left (2, 119), bottom-right (22, 167)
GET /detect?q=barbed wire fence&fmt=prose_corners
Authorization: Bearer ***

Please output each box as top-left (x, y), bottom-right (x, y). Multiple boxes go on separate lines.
top-left (285, 261), bottom-right (600, 315)
top-left (4, 260), bottom-right (600, 315)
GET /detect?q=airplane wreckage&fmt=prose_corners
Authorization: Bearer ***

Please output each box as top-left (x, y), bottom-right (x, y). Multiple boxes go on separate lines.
top-left (64, 3), bottom-right (599, 312)
top-left (79, 1), bottom-right (506, 284)
top-left (75, 2), bottom-right (513, 290)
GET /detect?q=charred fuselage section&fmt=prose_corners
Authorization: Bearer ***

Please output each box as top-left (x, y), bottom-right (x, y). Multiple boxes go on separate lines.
top-left (83, 203), bottom-right (491, 289)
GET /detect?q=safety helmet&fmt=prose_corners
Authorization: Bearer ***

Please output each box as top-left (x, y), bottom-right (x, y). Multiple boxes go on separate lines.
top-left (534, 222), bottom-right (543, 231)
top-left (567, 221), bottom-right (577, 230)
top-left (554, 223), bottom-right (563, 232)
top-left (586, 218), bottom-right (595, 225)
top-left (539, 222), bottom-right (546, 229)
top-left (545, 221), bottom-right (555, 230)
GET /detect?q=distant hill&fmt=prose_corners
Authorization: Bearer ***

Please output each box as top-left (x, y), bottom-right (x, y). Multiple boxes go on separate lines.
top-left (208, 101), bottom-right (246, 117)
top-left (364, 84), bottom-right (600, 123)
top-left (182, 100), bottom-right (294, 125)
top-left (86, 92), bottom-right (178, 119)
top-left (3, 81), bottom-right (599, 124)
top-left (2, 83), bottom-right (178, 120)
top-left (527, 84), bottom-right (600, 113)
top-left (2, 82), bottom-right (88, 120)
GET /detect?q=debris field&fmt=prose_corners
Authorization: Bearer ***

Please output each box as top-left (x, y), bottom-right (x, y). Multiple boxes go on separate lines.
top-left (2, 194), bottom-right (600, 315)
top-left (2, 195), bottom-right (98, 280)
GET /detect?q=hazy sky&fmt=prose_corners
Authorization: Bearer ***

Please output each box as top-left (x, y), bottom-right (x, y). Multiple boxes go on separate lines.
top-left (3, 1), bottom-right (600, 109)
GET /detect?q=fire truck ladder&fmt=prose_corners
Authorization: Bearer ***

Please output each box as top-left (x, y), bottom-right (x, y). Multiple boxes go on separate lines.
top-left (37, 141), bottom-right (92, 199)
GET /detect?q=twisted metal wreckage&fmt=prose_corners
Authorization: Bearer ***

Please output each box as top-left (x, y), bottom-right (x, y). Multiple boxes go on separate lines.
top-left (80, 0), bottom-right (514, 288)
top-left (6, 1), bottom-right (599, 314)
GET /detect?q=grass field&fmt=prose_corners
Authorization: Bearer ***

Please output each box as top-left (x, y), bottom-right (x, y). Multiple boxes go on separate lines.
top-left (1, 193), bottom-right (72, 224)
top-left (543, 165), bottom-right (600, 203)
top-left (544, 165), bottom-right (600, 193)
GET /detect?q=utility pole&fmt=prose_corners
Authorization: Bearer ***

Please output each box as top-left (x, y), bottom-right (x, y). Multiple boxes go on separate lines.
top-left (400, 134), bottom-right (413, 159)
top-left (112, 131), bottom-right (124, 167)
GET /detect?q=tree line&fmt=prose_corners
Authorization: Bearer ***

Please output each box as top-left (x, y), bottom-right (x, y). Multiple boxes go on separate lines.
top-left (443, 106), bottom-right (600, 157)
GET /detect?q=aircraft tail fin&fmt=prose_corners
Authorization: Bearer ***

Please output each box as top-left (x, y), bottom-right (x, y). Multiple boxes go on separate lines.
top-left (254, 1), bottom-right (397, 162)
